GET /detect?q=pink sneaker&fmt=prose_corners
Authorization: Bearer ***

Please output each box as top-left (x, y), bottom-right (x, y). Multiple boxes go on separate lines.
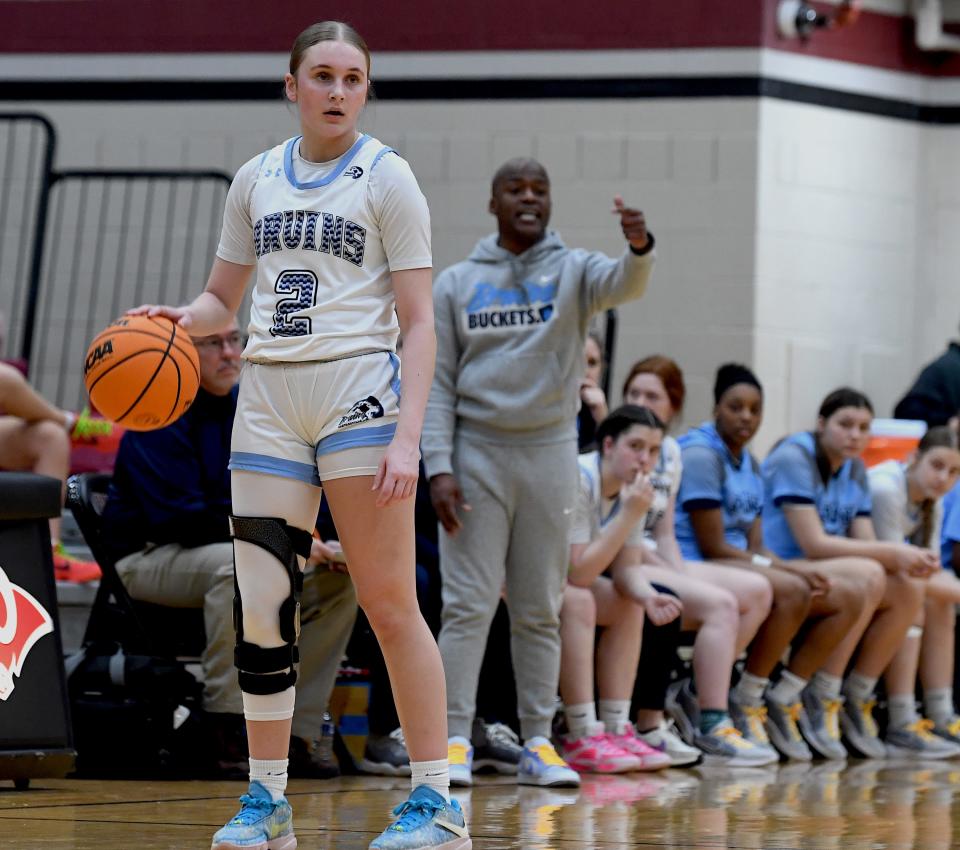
top-left (559, 724), bottom-right (644, 774)
top-left (607, 725), bottom-right (672, 771)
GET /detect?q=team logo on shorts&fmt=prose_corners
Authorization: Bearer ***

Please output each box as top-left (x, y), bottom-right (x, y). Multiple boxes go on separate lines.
top-left (344, 166), bottom-right (364, 179)
top-left (338, 396), bottom-right (384, 428)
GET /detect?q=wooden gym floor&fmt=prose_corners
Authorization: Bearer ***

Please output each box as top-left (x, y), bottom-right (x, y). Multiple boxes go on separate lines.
top-left (2, 761), bottom-right (960, 849)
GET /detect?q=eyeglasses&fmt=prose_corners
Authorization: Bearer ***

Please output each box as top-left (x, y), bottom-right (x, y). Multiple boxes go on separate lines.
top-left (194, 332), bottom-right (245, 353)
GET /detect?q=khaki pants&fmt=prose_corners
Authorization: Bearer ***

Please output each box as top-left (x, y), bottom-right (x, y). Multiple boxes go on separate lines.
top-left (116, 541), bottom-right (357, 740)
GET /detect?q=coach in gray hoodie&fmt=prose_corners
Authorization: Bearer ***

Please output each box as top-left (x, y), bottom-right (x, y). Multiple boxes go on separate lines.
top-left (422, 157), bottom-right (655, 786)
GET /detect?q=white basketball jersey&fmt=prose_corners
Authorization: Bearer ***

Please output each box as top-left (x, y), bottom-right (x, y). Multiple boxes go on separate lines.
top-left (224, 134), bottom-right (429, 363)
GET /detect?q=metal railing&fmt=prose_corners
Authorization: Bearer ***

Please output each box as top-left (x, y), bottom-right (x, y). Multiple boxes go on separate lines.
top-left (28, 169), bottom-right (232, 408)
top-left (0, 113), bottom-right (56, 363)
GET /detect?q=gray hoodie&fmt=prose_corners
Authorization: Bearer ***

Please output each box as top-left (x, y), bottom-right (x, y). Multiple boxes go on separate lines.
top-left (422, 230), bottom-right (655, 478)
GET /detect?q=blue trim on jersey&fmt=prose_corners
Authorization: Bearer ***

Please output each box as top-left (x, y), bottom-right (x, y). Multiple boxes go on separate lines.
top-left (283, 134), bottom-right (372, 190)
top-left (387, 352), bottom-right (402, 402)
top-left (942, 481), bottom-right (960, 571)
top-left (229, 451), bottom-right (321, 487)
top-left (315, 421), bottom-right (397, 458)
top-left (370, 146), bottom-right (396, 172)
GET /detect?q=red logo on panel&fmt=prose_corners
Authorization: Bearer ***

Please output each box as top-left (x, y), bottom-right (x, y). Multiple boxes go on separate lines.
top-left (0, 565), bottom-right (54, 701)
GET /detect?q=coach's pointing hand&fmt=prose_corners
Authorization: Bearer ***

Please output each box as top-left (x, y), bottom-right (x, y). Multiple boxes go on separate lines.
top-left (612, 196), bottom-right (650, 252)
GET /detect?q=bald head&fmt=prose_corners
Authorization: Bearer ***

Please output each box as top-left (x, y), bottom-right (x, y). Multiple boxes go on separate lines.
top-left (491, 158), bottom-right (550, 195)
top-left (488, 158), bottom-right (552, 254)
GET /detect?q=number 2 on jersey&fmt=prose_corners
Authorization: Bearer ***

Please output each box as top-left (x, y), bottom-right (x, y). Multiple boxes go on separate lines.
top-left (270, 270), bottom-right (318, 337)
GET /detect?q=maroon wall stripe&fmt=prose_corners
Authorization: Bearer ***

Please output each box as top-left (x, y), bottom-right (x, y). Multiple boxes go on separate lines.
top-left (1, 0), bottom-right (763, 53)
top-left (5, 1), bottom-right (960, 77)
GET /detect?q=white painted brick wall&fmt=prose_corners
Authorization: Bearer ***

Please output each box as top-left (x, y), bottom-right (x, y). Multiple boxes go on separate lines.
top-left (5, 95), bottom-right (952, 455)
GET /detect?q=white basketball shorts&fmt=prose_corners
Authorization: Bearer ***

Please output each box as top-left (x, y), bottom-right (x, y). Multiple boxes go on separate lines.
top-left (229, 351), bottom-right (401, 485)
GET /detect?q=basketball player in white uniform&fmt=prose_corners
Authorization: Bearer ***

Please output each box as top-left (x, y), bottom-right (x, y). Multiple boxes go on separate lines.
top-left (132, 21), bottom-right (470, 850)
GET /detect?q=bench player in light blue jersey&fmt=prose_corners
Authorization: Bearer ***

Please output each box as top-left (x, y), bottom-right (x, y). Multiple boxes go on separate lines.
top-left (762, 388), bottom-right (936, 761)
top-left (675, 365), bottom-right (869, 761)
top-left (132, 21), bottom-right (469, 850)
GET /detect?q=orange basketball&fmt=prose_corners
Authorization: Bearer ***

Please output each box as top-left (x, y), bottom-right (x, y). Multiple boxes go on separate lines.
top-left (83, 315), bottom-right (201, 431)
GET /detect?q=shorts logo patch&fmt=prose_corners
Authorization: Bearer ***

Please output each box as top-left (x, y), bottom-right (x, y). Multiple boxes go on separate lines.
top-left (338, 396), bottom-right (384, 428)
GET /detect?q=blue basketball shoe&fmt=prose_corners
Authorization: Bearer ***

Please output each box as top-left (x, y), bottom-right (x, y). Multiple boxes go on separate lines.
top-left (211, 781), bottom-right (296, 850)
top-left (369, 785), bottom-right (471, 850)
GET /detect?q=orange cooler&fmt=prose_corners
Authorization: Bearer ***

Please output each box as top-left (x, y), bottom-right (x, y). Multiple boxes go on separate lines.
top-left (861, 418), bottom-right (926, 468)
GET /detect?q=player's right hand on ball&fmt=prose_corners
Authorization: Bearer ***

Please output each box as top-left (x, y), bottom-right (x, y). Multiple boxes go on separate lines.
top-left (430, 473), bottom-right (471, 536)
top-left (127, 304), bottom-right (194, 328)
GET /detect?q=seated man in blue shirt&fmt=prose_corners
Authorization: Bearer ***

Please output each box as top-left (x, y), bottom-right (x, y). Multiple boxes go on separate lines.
top-left (102, 321), bottom-right (357, 777)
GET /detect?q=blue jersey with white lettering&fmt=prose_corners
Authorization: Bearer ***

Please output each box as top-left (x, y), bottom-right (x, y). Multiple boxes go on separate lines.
top-left (941, 481), bottom-right (960, 571)
top-left (675, 422), bottom-right (763, 560)
top-left (761, 431), bottom-right (872, 560)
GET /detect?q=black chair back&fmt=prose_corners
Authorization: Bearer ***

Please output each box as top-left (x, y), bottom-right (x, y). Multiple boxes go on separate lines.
top-left (66, 473), bottom-right (206, 659)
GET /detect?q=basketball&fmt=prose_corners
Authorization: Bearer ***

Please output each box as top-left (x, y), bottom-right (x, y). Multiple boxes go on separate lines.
top-left (82, 315), bottom-right (201, 431)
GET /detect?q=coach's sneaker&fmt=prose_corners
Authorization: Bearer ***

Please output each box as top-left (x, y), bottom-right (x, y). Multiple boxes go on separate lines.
top-left (518, 737), bottom-right (581, 787)
top-left (636, 719), bottom-right (701, 767)
top-left (665, 678), bottom-right (700, 746)
top-left (886, 719), bottom-right (960, 760)
top-left (448, 736), bottom-right (473, 787)
top-left (840, 696), bottom-right (887, 759)
top-left (558, 723), bottom-right (643, 774)
top-left (369, 785), bottom-right (471, 850)
top-left (728, 693), bottom-right (779, 761)
top-left (360, 727), bottom-right (412, 776)
top-left (798, 687), bottom-right (847, 760)
top-left (471, 719), bottom-right (522, 775)
top-left (607, 724), bottom-right (672, 771)
top-left (211, 781), bottom-right (295, 850)
top-left (695, 721), bottom-right (779, 767)
top-left (763, 696), bottom-right (813, 762)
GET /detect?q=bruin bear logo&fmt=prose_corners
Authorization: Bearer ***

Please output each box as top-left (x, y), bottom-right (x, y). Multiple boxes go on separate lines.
top-left (0, 565), bottom-right (54, 701)
top-left (338, 396), bottom-right (384, 428)
top-left (84, 339), bottom-right (114, 374)
top-left (344, 165), bottom-right (364, 179)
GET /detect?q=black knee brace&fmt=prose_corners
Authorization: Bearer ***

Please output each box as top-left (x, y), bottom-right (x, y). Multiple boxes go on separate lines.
top-left (230, 515), bottom-right (313, 696)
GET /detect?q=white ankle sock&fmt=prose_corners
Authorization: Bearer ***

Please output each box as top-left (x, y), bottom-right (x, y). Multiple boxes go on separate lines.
top-left (843, 672), bottom-right (878, 704)
top-left (887, 693), bottom-right (919, 729)
top-left (411, 758), bottom-right (450, 802)
top-left (734, 672), bottom-right (769, 705)
top-left (811, 671), bottom-right (843, 699)
top-left (249, 757), bottom-right (288, 801)
top-left (768, 670), bottom-right (807, 705)
top-left (924, 687), bottom-right (956, 726)
top-left (598, 699), bottom-right (632, 735)
top-left (564, 702), bottom-right (598, 740)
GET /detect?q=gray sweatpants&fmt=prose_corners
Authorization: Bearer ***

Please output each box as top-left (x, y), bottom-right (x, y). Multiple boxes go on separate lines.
top-left (116, 541), bottom-right (357, 740)
top-left (437, 435), bottom-right (578, 741)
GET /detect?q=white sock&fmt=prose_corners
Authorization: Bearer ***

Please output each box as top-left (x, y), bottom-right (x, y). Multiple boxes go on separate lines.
top-left (843, 672), bottom-right (878, 704)
top-left (734, 672), bottom-right (769, 705)
top-left (564, 702), bottom-right (598, 740)
top-left (767, 670), bottom-right (807, 705)
top-left (249, 757), bottom-right (288, 802)
top-left (887, 693), bottom-right (919, 729)
top-left (924, 687), bottom-right (956, 726)
top-left (811, 671), bottom-right (843, 700)
top-left (411, 758), bottom-right (450, 803)
top-left (598, 699), bottom-right (632, 735)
